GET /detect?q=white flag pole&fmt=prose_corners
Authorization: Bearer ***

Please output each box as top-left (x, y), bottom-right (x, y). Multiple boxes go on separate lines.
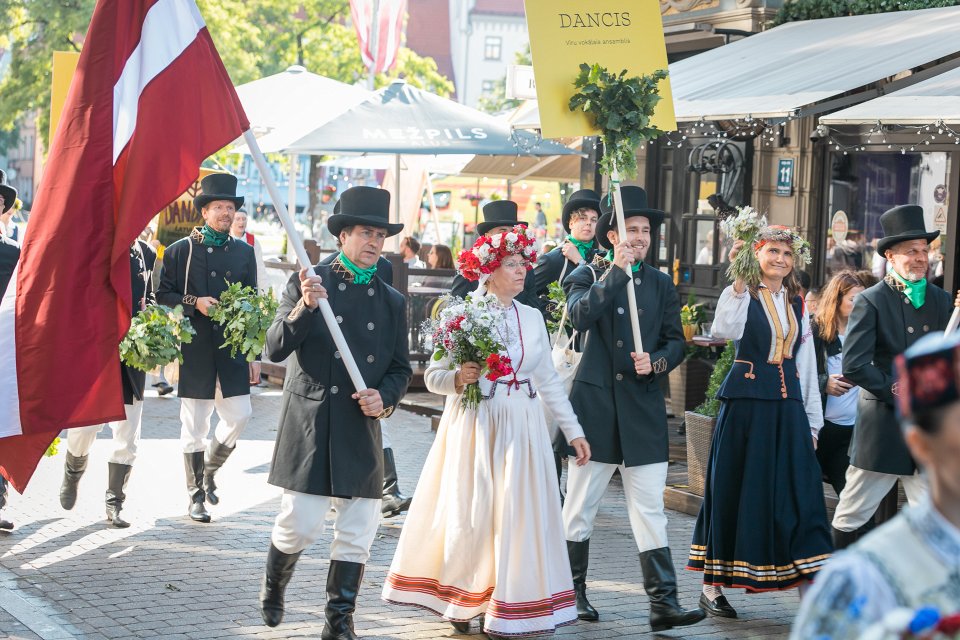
top-left (946, 307), bottom-right (960, 335)
top-left (243, 130), bottom-right (368, 393)
top-left (610, 165), bottom-right (644, 354)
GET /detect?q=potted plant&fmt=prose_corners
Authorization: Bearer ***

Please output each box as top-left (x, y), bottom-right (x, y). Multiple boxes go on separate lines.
top-left (680, 292), bottom-right (706, 342)
top-left (684, 341), bottom-right (734, 496)
top-left (321, 185), bottom-right (336, 204)
top-left (668, 342), bottom-right (712, 418)
top-left (463, 193), bottom-right (483, 208)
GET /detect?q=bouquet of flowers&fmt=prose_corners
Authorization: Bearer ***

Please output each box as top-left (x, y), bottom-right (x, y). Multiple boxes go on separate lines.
top-left (209, 282), bottom-right (279, 362)
top-left (120, 304), bottom-right (196, 372)
top-left (426, 292), bottom-right (514, 409)
top-left (545, 281), bottom-right (572, 338)
top-left (862, 607), bottom-right (960, 640)
top-left (720, 206), bottom-right (767, 286)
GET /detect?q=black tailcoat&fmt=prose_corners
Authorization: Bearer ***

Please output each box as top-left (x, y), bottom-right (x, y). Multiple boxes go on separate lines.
top-left (265, 261), bottom-right (412, 498)
top-left (843, 276), bottom-right (952, 475)
top-left (564, 258), bottom-right (684, 466)
top-left (0, 234), bottom-right (19, 299)
top-left (121, 241), bottom-right (157, 405)
top-left (156, 229), bottom-right (257, 399)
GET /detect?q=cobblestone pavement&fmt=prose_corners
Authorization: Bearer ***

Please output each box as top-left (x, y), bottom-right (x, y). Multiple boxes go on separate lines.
top-left (0, 387), bottom-right (799, 639)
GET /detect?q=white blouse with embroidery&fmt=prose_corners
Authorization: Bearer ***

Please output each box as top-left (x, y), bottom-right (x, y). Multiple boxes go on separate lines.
top-left (712, 284), bottom-right (824, 436)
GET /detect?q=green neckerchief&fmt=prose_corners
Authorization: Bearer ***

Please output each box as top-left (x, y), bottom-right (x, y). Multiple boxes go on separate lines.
top-left (605, 249), bottom-right (640, 273)
top-left (567, 235), bottom-right (593, 262)
top-left (200, 224), bottom-right (229, 247)
top-left (891, 269), bottom-right (927, 309)
top-left (338, 252), bottom-right (378, 285)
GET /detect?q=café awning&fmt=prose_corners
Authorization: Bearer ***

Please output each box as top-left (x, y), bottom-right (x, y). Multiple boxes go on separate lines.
top-left (820, 65), bottom-right (960, 125)
top-left (669, 6), bottom-right (960, 123)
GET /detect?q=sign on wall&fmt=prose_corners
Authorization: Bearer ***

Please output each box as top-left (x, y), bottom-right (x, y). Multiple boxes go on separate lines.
top-left (776, 158), bottom-right (794, 197)
top-left (831, 210), bottom-right (849, 243)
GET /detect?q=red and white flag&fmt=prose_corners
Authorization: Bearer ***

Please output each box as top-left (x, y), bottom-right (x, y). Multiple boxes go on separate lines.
top-left (0, 0), bottom-right (249, 492)
top-left (349, 0), bottom-right (408, 75)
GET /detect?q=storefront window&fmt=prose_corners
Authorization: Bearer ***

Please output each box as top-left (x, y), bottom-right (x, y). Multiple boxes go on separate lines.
top-left (825, 151), bottom-right (950, 280)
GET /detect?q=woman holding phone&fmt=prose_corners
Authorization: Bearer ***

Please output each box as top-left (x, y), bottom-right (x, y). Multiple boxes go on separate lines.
top-left (812, 271), bottom-right (876, 495)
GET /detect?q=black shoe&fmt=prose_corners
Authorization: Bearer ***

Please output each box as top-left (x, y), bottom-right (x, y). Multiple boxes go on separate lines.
top-left (566, 540), bottom-right (599, 621)
top-left (321, 560), bottom-right (365, 640)
top-left (156, 382), bottom-right (174, 396)
top-left (259, 543), bottom-right (302, 627)
top-left (450, 620), bottom-right (470, 633)
top-left (105, 463), bottom-right (132, 528)
top-left (699, 593), bottom-right (737, 618)
top-left (203, 439), bottom-right (235, 506)
top-left (183, 452), bottom-right (211, 523)
top-left (60, 453), bottom-right (88, 510)
top-left (640, 548), bottom-right (707, 631)
top-left (831, 525), bottom-right (864, 551)
top-left (381, 448), bottom-right (412, 518)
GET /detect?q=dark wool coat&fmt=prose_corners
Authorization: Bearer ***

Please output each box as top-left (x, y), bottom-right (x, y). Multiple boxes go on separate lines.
top-left (265, 262), bottom-right (412, 498)
top-left (843, 277), bottom-right (952, 475)
top-left (156, 229), bottom-right (257, 399)
top-left (0, 234), bottom-right (19, 299)
top-left (533, 243), bottom-right (602, 308)
top-left (564, 258), bottom-right (684, 466)
top-left (121, 241), bottom-right (157, 405)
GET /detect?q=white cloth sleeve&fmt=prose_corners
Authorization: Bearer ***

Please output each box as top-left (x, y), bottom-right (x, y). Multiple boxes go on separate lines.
top-left (527, 310), bottom-right (585, 444)
top-left (711, 285), bottom-right (750, 340)
top-left (798, 311), bottom-right (824, 437)
top-left (790, 552), bottom-right (898, 640)
top-left (425, 354), bottom-right (460, 396)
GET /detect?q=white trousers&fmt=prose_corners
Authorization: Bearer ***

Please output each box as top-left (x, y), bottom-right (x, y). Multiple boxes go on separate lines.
top-left (179, 386), bottom-right (252, 453)
top-left (271, 490), bottom-right (381, 559)
top-left (381, 417), bottom-right (392, 449)
top-left (832, 466), bottom-right (928, 531)
top-left (563, 459), bottom-right (669, 553)
top-left (67, 401), bottom-right (143, 465)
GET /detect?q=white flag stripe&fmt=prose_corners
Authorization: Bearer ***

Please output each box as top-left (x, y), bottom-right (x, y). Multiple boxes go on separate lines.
top-left (113, 0), bottom-right (206, 164)
top-left (381, 1), bottom-right (404, 70)
top-left (0, 264), bottom-right (22, 438)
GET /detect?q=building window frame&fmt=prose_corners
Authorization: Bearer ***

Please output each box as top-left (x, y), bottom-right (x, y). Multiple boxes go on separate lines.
top-left (484, 36), bottom-right (502, 61)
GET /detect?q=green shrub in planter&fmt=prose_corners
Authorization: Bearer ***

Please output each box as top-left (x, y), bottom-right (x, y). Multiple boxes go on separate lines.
top-left (692, 340), bottom-right (735, 418)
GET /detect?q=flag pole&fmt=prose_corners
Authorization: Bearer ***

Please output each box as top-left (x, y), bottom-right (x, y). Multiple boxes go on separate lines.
top-left (244, 130), bottom-right (368, 393)
top-left (946, 307), bottom-right (960, 335)
top-left (610, 165), bottom-right (644, 354)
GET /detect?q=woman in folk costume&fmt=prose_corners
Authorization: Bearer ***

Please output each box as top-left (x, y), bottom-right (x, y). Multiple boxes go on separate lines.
top-left (688, 226), bottom-right (832, 617)
top-left (382, 226), bottom-right (592, 638)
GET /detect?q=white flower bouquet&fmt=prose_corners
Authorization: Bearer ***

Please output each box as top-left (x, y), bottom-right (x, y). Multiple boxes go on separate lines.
top-left (720, 206), bottom-right (767, 286)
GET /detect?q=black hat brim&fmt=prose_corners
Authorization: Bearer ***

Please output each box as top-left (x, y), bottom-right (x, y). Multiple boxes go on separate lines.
top-left (596, 209), bottom-right (665, 249)
top-left (876, 230), bottom-right (940, 256)
top-left (0, 184), bottom-right (17, 213)
top-left (476, 220), bottom-right (528, 236)
top-left (328, 214), bottom-right (404, 238)
top-left (194, 194), bottom-right (245, 214)
top-left (561, 197), bottom-right (601, 233)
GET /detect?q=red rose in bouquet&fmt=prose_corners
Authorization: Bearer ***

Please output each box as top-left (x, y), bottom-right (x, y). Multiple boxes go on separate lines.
top-left (485, 353), bottom-right (514, 381)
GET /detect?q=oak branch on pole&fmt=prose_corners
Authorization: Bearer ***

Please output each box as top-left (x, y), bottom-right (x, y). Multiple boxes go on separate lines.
top-left (243, 130), bottom-right (368, 393)
top-left (610, 166), bottom-right (643, 354)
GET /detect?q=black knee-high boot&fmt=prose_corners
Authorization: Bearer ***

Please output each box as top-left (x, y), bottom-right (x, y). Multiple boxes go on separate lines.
top-left (321, 560), bottom-right (365, 640)
top-left (259, 543), bottom-right (302, 627)
top-left (567, 540), bottom-right (599, 621)
top-left (60, 452), bottom-right (88, 510)
top-left (183, 452), bottom-right (210, 523)
top-left (203, 439), bottom-right (234, 505)
top-left (381, 448), bottom-right (412, 518)
top-left (105, 462), bottom-right (133, 528)
top-left (639, 548), bottom-right (706, 632)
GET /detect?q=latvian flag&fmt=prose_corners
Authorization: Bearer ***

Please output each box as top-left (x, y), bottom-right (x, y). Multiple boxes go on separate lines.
top-left (0, 0), bottom-right (249, 492)
top-left (349, 0), bottom-right (408, 75)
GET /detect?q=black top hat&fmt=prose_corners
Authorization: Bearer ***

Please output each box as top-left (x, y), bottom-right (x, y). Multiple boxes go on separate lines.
top-left (0, 170), bottom-right (18, 214)
top-left (194, 173), bottom-right (245, 213)
top-left (561, 189), bottom-right (601, 233)
top-left (476, 200), bottom-right (527, 236)
top-left (895, 331), bottom-right (960, 422)
top-left (876, 205), bottom-right (940, 255)
top-left (327, 186), bottom-right (403, 237)
top-left (595, 186), bottom-right (665, 249)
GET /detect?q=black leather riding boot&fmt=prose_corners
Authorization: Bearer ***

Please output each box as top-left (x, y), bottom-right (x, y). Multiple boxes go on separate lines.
top-left (567, 539), bottom-right (599, 621)
top-left (183, 451), bottom-right (210, 523)
top-left (60, 452), bottom-right (88, 510)
top-left (639, 547), bottom-right (707, 632)
top-left (203, 439), bottom-right (235, 505)
top-left (105, 462), bottom-right (133, 528)
top-left (259, 543), bottom-right (303, 627)
top-left (321, 560), bottom-right (365, 640)
top-left (381, 448), bottom-right (412, 518)
top-left (0, 476), bottom-right (11, 530)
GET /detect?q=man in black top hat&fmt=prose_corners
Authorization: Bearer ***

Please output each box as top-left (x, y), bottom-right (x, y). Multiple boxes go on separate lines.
top-left (59, 239), bottom-right (157, 528)
top-left (562, 186), bottom-right (703, 632)
top-left (451, 200), bottom-right (538, 306)
top-left (157, 172), bottom-right (258, 523)
top-left (258, 186), bottom-right (412, 639)
top-left (833, 204), bottom-right (960, 548)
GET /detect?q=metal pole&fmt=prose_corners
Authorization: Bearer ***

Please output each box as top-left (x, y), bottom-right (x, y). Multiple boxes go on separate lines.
top-left (610, 165), bottom-right (644, 353)
top-left (426, 172), bottom-right (442, 244)
top-left (946, 307), bottom-right (960, 334)
top-left (244, 130), bottom-right (368, 393)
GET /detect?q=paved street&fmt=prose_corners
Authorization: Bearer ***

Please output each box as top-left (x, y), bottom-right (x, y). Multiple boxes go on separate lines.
top-left (1, 387), bottom-right (799, 639)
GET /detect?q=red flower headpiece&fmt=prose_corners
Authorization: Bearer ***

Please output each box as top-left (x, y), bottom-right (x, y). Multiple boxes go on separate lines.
top-left (457, 225), bottom-right (538, 282)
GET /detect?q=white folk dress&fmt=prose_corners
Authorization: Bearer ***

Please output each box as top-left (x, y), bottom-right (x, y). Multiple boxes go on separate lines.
top-left (382, 300), bottom-right (585, 637)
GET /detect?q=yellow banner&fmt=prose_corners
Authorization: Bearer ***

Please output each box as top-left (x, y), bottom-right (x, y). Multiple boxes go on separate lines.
top-left (523, 0), bottom-right (676, 138)
top-left (49, 51), bottom-right (81, 145)
top-left (156, 168), bottom-right (218, 247)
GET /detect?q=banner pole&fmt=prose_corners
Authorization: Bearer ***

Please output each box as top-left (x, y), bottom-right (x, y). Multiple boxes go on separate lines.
top-left (946, 307), bottom-right (960, 335)
top-left (610, 165), bottom-right (644, 354)
top-left (244, 130), bottom-right (368, 393)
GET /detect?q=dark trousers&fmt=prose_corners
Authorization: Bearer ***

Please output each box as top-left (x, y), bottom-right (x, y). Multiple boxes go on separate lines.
top-left (816, 420), bottom-right (853, 496)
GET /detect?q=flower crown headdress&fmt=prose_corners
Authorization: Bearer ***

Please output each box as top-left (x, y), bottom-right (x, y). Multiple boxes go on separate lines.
top-left (753, 225), bottom-right (812, 270)
top-left (457, 225), bottom-right (538, 283)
